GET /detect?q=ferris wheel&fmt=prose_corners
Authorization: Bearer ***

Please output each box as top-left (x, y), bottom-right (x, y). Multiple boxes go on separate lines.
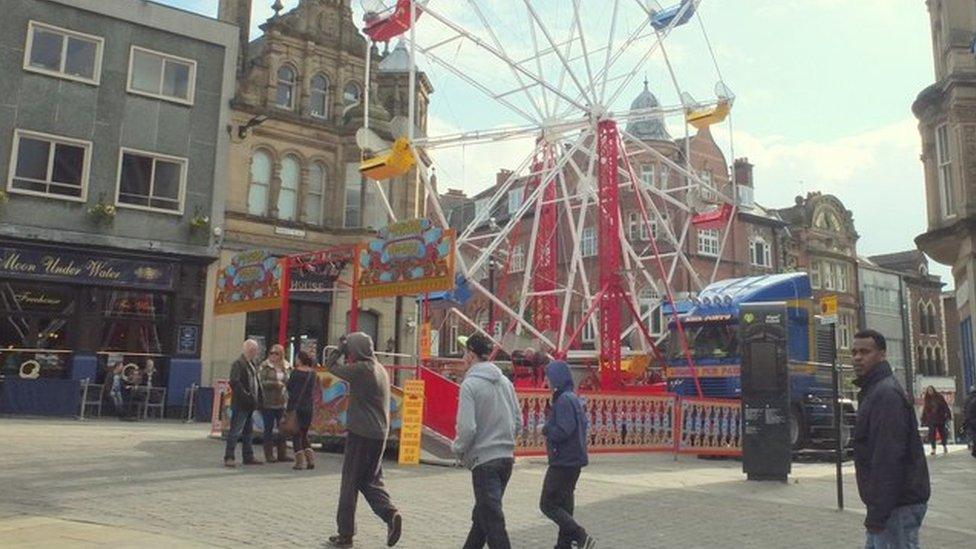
top-left (356, 0), bottom-right (737, 389)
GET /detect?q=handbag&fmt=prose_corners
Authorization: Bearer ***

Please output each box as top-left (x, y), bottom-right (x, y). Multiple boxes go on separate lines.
top-left (279, 370), bottom-right (314, 437)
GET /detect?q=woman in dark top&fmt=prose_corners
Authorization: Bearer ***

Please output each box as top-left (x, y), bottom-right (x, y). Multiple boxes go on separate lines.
top-left (921, 385), bottom-right (952, 456)
top-left (287, 350), bottom-right (317, 470)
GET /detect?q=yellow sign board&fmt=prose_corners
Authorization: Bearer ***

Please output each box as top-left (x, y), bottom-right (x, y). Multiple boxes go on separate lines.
top-left (397, 379), bottom-right (425, 465)
top-left (820, 295), bottom-right (838, 324)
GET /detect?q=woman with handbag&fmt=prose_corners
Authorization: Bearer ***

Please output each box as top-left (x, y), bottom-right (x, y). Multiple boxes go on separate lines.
top-left (259, 344), bottom-right (291, 462)
top-left (285, 350), bottom-right (317, 470)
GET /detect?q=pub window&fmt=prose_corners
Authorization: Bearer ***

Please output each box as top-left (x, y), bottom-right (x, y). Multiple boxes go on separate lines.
top-left (0, 282), bottom-right (76, 379)
top-left (277, 155), bottom-right (300, 221)
top-left (116, 148), bottom-right (186, 214)
top-left (99, 291), bottom-right (168, 355)
top-left (24, 21), bottom-right (103, 84)
top-left (127, 46), bottom-right (196, 105)
top-left (8, 129), bottom-right (91, 201)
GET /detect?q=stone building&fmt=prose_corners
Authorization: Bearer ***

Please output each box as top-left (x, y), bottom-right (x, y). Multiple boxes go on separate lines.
top-left (913, 0), bottom-right (976, 394)
top-left (431, 82), bottom-right (786, 357)
top-left (775, 192), bottom-right (860, 361)
top-left (857, 257), bottom-right (910, 388)
top-left (202, 0), bottom-right (432, 382)
top-left (0, 0), bottom-right (237, 414)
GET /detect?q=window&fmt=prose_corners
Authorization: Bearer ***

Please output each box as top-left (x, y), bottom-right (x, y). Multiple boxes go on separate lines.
top-left (310, 74), bottom-right (329, 118)
top-left (640, 164), bottom-right (655, 189)
top-left (342, 82), bottom-right (362, 116)
top-left (278, 155), bottom-right (299, 221)
top-left (697, 229), bottom-right (719, 256)
top-left (835, 263), bottom-right (848, 293)
top-left (508, 186), bottom-right (524, 214)
top-left (930, 303), bottom-right (939, 334)
top-left (580, 310), bottom-right (596, 343)
top-left (116, 149), bottom-right (186, 213)
top-left (660, 165), bottom-right (670, 189)
top-left (510, 244), bottom-right (525, 273)
top-left (810, 262), bottom-right (821, 288)
top-left (642, 215), bottom-right (655, 241)
top-left (275, 65), bottom-right (297, 110)
top-left (699, 170), bottom-right (715, 201)
top-left (750, 238), bottom-right (771, 267)
top-left (581, 226), bottom-right (597, 258)
top-left (7, 130), bottom-right (90, 201)
top-left (305, 162), bottom-right (326, 225)
top-left (936, 124), bottom-right (955, 219)
top-left (344, 163), bottom-right (362, 228)
top-left (838, 312), bottom-right (853, 350)
top-left (448, 322), bottom-right (459, 355)
top-left (738, 185), bottom-right (754, 208)
top-left (475, 198), bottom-right (490, 222)
top-left (935, 346), bottom-right (944, 376)
top-left (628, 212), bottom-right (640, 241)
top-left (248, 150), bottom-right (271, 216)
top-left (127, 46), bottom-right (196, 104)
top-left (24, 21), bottom-right (102, 84)
top-left (918, 302), bottom-right (928, 334)
top-left (639, 288), bottom-right (664, 336)
top-left (362, 179), bottom-right (387, 229)
top-left (822, 261), bottom-right (836, 290)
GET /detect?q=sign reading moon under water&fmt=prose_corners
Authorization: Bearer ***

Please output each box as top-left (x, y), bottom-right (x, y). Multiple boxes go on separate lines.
top-left (354, 218), bottom-right (455, 299)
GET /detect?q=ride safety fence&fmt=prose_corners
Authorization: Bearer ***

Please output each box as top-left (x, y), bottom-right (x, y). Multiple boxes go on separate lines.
top-left (419, 367), bottom-right (742, 458)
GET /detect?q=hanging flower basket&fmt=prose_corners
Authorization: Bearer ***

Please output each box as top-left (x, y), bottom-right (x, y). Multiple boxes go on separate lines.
top-left (189, 213), bottom-right (211, 231)
top-left (87, 202), bottom-right (116, 224)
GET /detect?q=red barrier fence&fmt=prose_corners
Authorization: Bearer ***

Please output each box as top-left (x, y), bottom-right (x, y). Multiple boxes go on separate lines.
top-left (417, 367), bottom-right (742, 458)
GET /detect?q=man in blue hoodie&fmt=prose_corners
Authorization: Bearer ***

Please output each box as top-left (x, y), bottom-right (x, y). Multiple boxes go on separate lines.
top-left (453, 333), bottom-right (521, 549)
top-left (541, 360), bottom-right (596, 549)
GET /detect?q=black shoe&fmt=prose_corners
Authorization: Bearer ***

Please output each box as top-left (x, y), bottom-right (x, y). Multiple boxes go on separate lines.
top-left (387, 513), bottom-right (402, 547)
top-left (328, 534), bottom-right (353, 547)
top-left (577, 533), bottom-right (597, 549)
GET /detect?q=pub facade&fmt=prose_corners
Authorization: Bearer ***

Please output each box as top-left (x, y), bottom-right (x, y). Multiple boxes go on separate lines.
top-left (0, 0), bottom-right (237, 415)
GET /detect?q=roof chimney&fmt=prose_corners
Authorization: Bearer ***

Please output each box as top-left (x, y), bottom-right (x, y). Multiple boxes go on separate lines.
top-left (733, 157), bottom-right (753, 188)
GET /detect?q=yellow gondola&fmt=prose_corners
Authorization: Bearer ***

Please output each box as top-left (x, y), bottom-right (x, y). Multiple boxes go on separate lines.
top-left (359, 137), bottom-right (416, 180)
top-left (685, 98), bottom-right (731, 130)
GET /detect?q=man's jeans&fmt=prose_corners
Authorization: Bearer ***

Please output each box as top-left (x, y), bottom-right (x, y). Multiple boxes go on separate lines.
top-left (539, 466), bottom-right (585, 549)
top-left (224, 407), bottom-right (255, 461)
top-left (864, 503), bottom-right (927, 549)
top-left (462, 458), bottom-right (514, 549)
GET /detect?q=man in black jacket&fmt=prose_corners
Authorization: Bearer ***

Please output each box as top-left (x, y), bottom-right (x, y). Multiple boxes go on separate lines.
top-left (224, 339), bottom-right (265, 468)
top-left (851, 330), bottom-right (930, 548)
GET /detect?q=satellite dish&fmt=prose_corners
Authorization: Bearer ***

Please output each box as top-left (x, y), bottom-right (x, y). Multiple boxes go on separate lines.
top-left (356, 127), bottom-right (392, 154)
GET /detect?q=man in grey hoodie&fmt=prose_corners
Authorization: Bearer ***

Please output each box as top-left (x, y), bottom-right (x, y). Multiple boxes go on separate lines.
top-left (323, 332), bottom-right (402, 548)
top-left (453, 333), bottom-right (521, 549)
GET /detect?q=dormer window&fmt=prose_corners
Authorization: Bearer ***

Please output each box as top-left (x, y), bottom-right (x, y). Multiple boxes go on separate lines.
top-left (275, 65), bottom-right (297, 110)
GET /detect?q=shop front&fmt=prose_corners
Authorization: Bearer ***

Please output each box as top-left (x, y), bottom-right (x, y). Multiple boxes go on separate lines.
top-left (0, 241), bottom-right (207, 416)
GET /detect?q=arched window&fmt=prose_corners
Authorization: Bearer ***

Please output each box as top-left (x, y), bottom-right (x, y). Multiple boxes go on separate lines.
top-left (916, 346), bottom-right (926, 376)
top-left (929, 303), bottom-right (939, 335)
top-left (934, 346), bottom-right (943, 376)
top-left (248, 150), bottom-right (271, 216)
top-left (342, 81), bottom-right (361, 116)
top-left (918, 302), bottom-right (928, 334)
top-left (278, 155), bottom-right (299, 221)
top-left (310, 74), bottom-right (329, 118)
top-left (750, 238), bottom-right (771, 267)
top-left (275, 65), bottom-right (296, 110)
top-left (305, 162), bottom-right (326, 225)
top-left (925, 346), bottom-right (935, 376)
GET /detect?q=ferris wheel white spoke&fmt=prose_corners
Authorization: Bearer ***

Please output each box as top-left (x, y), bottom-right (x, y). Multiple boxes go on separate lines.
top-left (526, 9), bottom-right (553, 118)
top-left (465, 275), bottom-right (556, 349)
top-left (465, 0), bottom-right (547, 122)
top-left (466, 129), bottom-right (593, 278)
top-left (514, 181), bottom-right (546, 332)
top-left (408, 38), bottom-right (540, 125)
top-left (571, 0), bottom-right (598, 101)
top-left (519, 0), bottom-right (593, 107)
top-left (456, 143), bottom-right (541, 245)
top-left (597, 0), bottom-right (622, 104)
top-left (420, 4), bottom-right (589, 112)
top-left (605, 0), bottom-right (700, 107)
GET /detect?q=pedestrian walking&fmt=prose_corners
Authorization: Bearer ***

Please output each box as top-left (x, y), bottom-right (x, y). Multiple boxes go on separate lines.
top-left (452, 333), bottom-right (521, 549)
top-left (259, 344), bottom-right (291, 463)
top-left (323, 333), bottom-right (401, 548)
top-left (920, 385), bottom-right (951, 456)
top-left (964, 385), bottom-right (976, 458)
top-left (285, 350), bottom-right (316, 471)
top-left (540, 360), bottom-right (596, 549)
top-left (851, 330), bottom-right (930, 549)
top-left (224, 339), bottom-right (265, 468)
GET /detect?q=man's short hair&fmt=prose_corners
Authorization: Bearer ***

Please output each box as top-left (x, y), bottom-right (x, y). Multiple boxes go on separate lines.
top-left (464, 333), bottom-right (493, 358)
top-left (854, 329), bottom-right (887, 352)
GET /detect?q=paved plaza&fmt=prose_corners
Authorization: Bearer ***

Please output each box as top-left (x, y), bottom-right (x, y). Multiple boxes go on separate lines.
top-left (0, 418), bottom-right (973, 548)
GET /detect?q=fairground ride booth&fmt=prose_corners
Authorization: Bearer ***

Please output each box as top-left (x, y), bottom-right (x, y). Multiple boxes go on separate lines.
top-left (0, 242), bottom-right (207, 417)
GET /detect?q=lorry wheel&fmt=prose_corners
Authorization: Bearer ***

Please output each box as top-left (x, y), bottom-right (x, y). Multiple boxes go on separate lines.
top-left (789, 406), bottom-right (808, 451)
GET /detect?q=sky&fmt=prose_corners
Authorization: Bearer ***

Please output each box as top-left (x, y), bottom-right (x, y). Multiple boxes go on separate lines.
top-left (161, 0), bottom-right (947, 285)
